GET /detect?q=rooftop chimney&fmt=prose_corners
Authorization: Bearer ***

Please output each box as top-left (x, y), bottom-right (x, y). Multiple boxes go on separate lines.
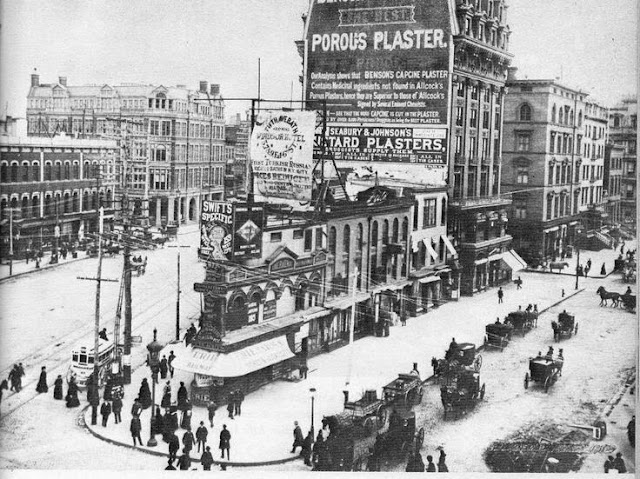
top-left (199, 81), bottom-right (208, 93)
top-left (31, 73), bottom-right (40, 87)
top-left (507, 67), bottom-right (518, 82)
top-left (210, 84), bottom-right (220, 96)
top-left (59, 76), bottom-right (67, 87)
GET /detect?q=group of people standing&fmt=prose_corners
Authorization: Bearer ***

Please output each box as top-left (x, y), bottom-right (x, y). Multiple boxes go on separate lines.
top-left (406, 448), bottom-right (449, 472)
top-left (226, 389), bottom-right (244, 419)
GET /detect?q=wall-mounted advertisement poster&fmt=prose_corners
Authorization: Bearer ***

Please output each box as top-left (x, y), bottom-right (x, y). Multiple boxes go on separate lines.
top-left (233, 204), bottom-right (264, 260)
top-left (200, 200), bottom-right (234, 260)
top-left (251, 110), bottom-right (316, 201)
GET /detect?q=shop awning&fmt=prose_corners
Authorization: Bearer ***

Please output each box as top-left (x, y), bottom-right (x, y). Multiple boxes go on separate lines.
top-left (544, 226), bottom-right (560, 233)
top-left (171, 335), bottom-right (295, 378)
top-left (418, 275), bottom-right (441, 284)
top-left (488, 252), bottom-right (503, 262)
top-left (423, 238), bottom-right (438, 261)
top-left (441, 235), bottom-right (457, 256)
top-left (501, 250), bottom-right (527, 272)
top-left (475, 258), bottom-right (488, 265)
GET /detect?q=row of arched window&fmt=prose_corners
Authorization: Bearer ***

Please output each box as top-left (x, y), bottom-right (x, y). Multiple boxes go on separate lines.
top-left (0, 160), bottom-right (113, 183)
top-left (0, 189), bottom-right (112, 219)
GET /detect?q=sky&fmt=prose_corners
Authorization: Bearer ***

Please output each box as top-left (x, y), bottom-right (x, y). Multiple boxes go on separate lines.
top-left (0, 0), bottom-right (637, 124)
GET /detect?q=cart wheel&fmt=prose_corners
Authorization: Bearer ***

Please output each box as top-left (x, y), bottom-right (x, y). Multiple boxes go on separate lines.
top-left (474, 355), bottom-right (483, 371)
top-left (575, 323), bottom-right (578, 335)
top-left (524, 373), bottom-right (529, 389)
top-left (544, 377), bottom-right (550, 393)
top-left (480, 383), bottom-right (486, 400)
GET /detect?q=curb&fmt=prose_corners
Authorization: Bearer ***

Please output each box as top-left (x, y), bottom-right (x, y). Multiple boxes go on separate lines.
top-left (524, 268), bottom-right (615, 280)
top-left (79, 405), bottom-right (300, 467)
top-left (0, 255), bottom-right (91, 283)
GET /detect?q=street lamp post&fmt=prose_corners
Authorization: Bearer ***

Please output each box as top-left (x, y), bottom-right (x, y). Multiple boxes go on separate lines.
top-left (146, 328), bottom-right (163, 447)
top-left (575, 246), bottom-right (580, 290)
top-left (309, 387), bottom-right (316, 439)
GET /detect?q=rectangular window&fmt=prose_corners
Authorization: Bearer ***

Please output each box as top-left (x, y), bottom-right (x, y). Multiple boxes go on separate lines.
top-left (270, 232), bottom-right (282, 242)
top-left (315, 227), bottom-right (323, 249)
top-left (514, 199), bottom-right (527, 219)
top-left (413, 201), bottom-right (420, 230)
top-left (470, 109), bottom-right (478, 128)
top-left (456, 107), bottom-right (464, 126)
top-left (517, 167), bottom-right (528, 184)
top-left (304, 229), bottom-right (313, 251)
top-left (471, 85), bottom-right (478, 100)
top-left (423, 199), bottom-right (436, 227)
top-left (293, 229), bottom-right (303, 239)
top-left (150, 120), bottom-right (159, 136)
top-left (467, 168), bottom-right (476, 197)
top-left (468, 136), bottom-right (477, 157)
top-left (481, 137), bottom-right (489, 160)
top-left (483, 111), bottom-right (490, 129)
top-left (161, 121), bottom-right (171, 136)
top-left (516, 133), bottom-right (531, 151)
top-left (457, 82), bottom-right (465, 97)
top-left (455, 135), bottom-right (463, 155)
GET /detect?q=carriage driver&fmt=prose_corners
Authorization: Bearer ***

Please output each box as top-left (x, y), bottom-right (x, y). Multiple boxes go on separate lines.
top-left (545, 347), bottom-right (554, 361)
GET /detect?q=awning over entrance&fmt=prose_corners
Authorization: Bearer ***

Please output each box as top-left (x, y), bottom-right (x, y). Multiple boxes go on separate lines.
top-left (423, 239), bottom-right (438, 261)
top-left (475, 258), bottom-right (488, 265)
top-left (171, 335), bottom-right (295, 378)
top-left (501, 249), bottom-right (527, 272)
top-left (418, 275), bottom-right (440, 284)
top-left (441, 235), bottom-right (457, 256)
top-left (488, 252), bottom-right (503, 262)
top-left (544, 226), bottom-right (560, 233)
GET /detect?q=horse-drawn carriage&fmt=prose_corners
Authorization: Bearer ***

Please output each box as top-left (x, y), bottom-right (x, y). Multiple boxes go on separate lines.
top-left (504, 310), bottom-right (538, 336)
top-left (433, 342), bottom-right (482, 378)
top-left (552, 311), bottom-right (578, 341)
top-left (484, 321), bottom-right (514, 351)
top-left (524, 354), bottom-right (563, 392)
top-left (440, 368), bottom-right (485, 419)
top-left (319, 369), bottom-right (425, 471)
top-left (620, 291), bottom-right (637, 313)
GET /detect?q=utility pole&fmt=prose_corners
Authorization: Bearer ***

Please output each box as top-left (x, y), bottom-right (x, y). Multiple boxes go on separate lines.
top-left (169, 244), bottom-right (190, 340)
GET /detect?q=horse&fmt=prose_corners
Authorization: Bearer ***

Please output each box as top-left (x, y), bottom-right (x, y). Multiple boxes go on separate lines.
top-left (596, 286), bottom-right (620, 307)
top-left (549, 262), bottom-right (569, 273)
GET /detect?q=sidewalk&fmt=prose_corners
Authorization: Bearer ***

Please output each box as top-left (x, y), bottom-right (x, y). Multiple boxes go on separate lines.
top-left (82, 270), bottom-right (582, 466)
top-left (526, 240), bottom-right (636, 280)
top-left (0, 250), bottom-right (91, 282)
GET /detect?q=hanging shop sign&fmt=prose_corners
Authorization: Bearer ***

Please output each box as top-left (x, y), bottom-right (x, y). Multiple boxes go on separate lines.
top-left (251, 110), bottom-right (316, 201)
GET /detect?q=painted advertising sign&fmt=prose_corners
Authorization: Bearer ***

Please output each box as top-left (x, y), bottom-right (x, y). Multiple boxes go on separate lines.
top-left (233, 204), bottom-right (264, 260)
top-left (304, 0), bottom-right (453, 164)
top-left (250, 110), bottom-right (316, 201)
top-left (322, 125), bottom-right (447, 164)
top-left (200, 200), bottom-right (233, 260)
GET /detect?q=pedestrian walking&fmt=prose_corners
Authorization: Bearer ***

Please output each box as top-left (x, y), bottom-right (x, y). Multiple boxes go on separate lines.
top-left (516, 276), bottom-right (523, 290)
top-left (437, 449), bottom-right (449, 472)
top-left (301, 430), bottom-right (314, 466)
top-left (35, 366), bottom-right (48, 393)
top-left (426, 454), bottom-right (436, 472)
top-left (196, 421), bottom-right (208, 453)
top-left (51, 374), bottom-right (63, 400)
top-left (604, 455), bottom-right (615, 473)
top-left (131, 397), bottom-right (143, 417)
top-left (161, 386), bottom-right (172, 410)
top-left (628, 415), bottom-right (635, 447)
top-left (600, 263), bottom-right (606, 275)
top-left (130, 416), bottom-right (143, 446)
top-left (168, 431), bottom-right (180, 462)
top-left (112, 395), bottom-right (123, 424)
top-left (219, 424), bottom-right (231, 459)
top-left (0, 379), bottom-right (7, 408)
top-left (207, 399), bottom-right (217, 428)
top-left (291, 421), bottom-right (304, 453)
top-left (226, 397), bottom-right (235, 420)
top-left (497, 287), bottom-right (504, 304)
top-left (299, 363), bottom-right (309, 379)
top-left (65, 376), bottom-right (80, 408)
top-left (177, 381), bottom-right (188, 409)
top-left (168, 351), bottom-right (176, 378)
top-left (201, 446), bottom-right (214, 470)
top-left (584, 265), bottom-right (590, 277)
top-left (613, 452), bottom-right (627, 473)
top-left (100, 401), bottom-right (112, 427)
top-left (165, 458), bottom-right (176, 470)
top-left (159, 355), bottom-right (168, 380)
top-left (16, 363), bottom-right (25, 391)
top-left (587, 258), bottom-right (592, 270)
top-left (182, 427), bottom-right (195, 455)
top-left (234, 389), bottom-right (244, 416)
top-left (139, 378), bottom-right (152, 409)
top-left (8, 365), bottom-right (19, 391)
top-left (177, 448), bottom-right (192, 470)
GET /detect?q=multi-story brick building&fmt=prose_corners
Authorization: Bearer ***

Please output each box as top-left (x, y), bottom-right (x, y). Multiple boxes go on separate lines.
top-left (224, 113), bottom-right (250, 200)
top-left (0, 117), bottom-right (118, 260)
top-left (604, 142), bottom-right (624, 225)
top-left (503, 74), bottom-right (611, 264)
top-left (608, 97), bottom-right (637, 230)
top-left (448, 0), bottom-right (519, 295)
top-left (26, 74), bottom-right (226, 226)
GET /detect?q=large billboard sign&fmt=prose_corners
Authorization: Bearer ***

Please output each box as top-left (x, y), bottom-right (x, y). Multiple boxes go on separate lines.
top-left (251, 111), bottom-right (316, 201)
top-left (233, 204), bottom-right (264, 260)
top-left (304, 0), bottom-right (453, 165)
top-left (200, 201), bottom-right (234, 261)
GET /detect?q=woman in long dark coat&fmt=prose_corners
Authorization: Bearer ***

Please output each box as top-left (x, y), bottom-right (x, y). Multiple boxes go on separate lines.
top-left (66, 377), bottom-right (80, 408)
top-left (177, 382), bottom-right (188, 409)
top-left (36, 366), bottom-right (48, 393)
top-left (53, 375), bottom-right (64, 400)
top-left (139, 378), bottom-right (152, 409)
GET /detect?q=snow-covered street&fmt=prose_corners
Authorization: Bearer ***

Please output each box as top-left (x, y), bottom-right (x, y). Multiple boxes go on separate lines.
top-left (0, 233), bottom-right (635, 471)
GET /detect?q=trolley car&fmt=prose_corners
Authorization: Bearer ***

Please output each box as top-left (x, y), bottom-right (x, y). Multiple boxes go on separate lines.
top-left (67, 339), bottom-right (114, 388)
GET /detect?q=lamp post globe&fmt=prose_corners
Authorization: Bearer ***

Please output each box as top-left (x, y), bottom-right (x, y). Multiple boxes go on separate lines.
top-left (146, 328), bottom-right (163, 447)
